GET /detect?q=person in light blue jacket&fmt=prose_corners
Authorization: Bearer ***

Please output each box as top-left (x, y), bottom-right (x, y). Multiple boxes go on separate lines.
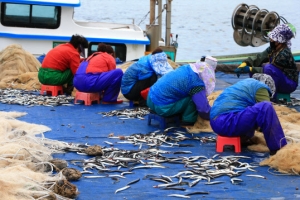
top-left (147, 56), bottom-right (217, 126)
top-left (121, 47), bottom-right (173, 106)
top-left (210, 74), bottom-right (287, 155)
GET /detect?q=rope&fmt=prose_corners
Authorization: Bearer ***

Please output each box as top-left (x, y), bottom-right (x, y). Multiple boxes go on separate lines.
top-left (137, 11), bottom-right (150, 26)
top-left (267, 167), bottom-right (297, 176)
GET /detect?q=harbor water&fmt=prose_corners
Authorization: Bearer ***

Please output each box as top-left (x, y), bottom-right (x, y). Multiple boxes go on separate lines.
top-left (74, 0), bottom-right (300, 61)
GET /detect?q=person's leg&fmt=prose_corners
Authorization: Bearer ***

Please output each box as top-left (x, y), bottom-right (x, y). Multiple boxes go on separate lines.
top-left (124, 74), bottom-right (157, 102)
top-left (149, 97), bottom-right (197, 123)
top-left (38, 68), bottom-right (73, 86)
top-left (181, 98), bottom-right (198, 123)
top-left (263, 64), bottom-right (297, 93)
top-left (210, 111), bottom-right (256, 138)
top-left (256, 102), bottom-right (287, 151)
top-left (211, 101), bottom-right (286, 151)
top-left (97, 69), bottom-right (123, 102)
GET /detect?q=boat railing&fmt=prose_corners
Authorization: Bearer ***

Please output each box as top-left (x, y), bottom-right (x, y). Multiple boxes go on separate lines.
top-left (73, 20), bottom-right (141, 31)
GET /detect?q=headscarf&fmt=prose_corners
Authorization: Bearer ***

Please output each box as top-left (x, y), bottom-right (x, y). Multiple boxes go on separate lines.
top-left (252, 73), bottom-right (276, 98)
top-left (189, 56), bottom-right (217, 96)
top-left (149, 52), bottom-right (173, 76)
top-left (268, 23), bottom-right (295, 49)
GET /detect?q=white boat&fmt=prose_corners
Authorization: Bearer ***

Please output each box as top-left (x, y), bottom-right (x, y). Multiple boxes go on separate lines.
top-left (0, 0), bottom-right (151, 61)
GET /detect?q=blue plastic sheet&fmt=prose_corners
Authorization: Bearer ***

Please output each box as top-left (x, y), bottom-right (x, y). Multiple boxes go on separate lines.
top-left (1, 72), bottom-right (300, 200)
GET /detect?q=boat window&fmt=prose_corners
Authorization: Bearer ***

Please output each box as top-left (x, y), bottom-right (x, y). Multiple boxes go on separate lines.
top-left (88, 42), bottom-right (127, 62)
top-left (1, 3), bottom-right (61, 29)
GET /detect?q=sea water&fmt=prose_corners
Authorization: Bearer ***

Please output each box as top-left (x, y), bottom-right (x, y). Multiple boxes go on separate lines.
top-left (74, 0), bottom-right (299, 61)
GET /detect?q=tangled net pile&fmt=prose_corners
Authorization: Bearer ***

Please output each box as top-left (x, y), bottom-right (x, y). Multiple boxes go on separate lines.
top-left (0, 45), bottom-right (41, 90)
top-left (188, 90), bottom-right (300, 175)
top-left (0, 111), bottom-right (80, 199)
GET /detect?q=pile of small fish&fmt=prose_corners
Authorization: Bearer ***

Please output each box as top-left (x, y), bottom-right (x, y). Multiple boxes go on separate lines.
top-left (54, 128), bottom-right (265, 198)
top-left (274, 97), bottom-right (300, 106)
top-left (98, 107), bottom-right (151, 120)
top-left (287, 97), bottom-right (300, 106)
top-left (106, 127), bottom-right (216, 147)
top-left (0, 88), bottom-right (74, 106)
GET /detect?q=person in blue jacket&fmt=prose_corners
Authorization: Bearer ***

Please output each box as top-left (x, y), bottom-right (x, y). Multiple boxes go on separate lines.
top-left (210, 74), bottom-right (287, 155)
top-left (234, 23), bottom-right (298, 98)
top-left (147, 56), bottom-right (217, 126)
top-left (121, 47), bottom-right (173, 106)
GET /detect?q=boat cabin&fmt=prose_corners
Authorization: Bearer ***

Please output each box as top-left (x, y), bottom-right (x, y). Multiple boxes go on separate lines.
top-left (0, 0), bottom-right (150, 61)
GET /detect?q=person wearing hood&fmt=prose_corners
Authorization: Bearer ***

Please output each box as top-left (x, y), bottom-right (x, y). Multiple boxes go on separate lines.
top-left (73, 43), bottom-right (123, 104)
top-left (210, 74), bottom-right (287, 155)
top-left (234, 23), bottom-right (298, 97)
top-left (121, 47), bottom-right (173, 106)
top-left (147, 56), bottom-right (217, 126)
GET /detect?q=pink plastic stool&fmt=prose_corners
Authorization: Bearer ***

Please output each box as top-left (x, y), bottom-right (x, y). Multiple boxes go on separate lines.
top-left (216, 135), bottom-right (241, 153)
top-left (74, 91), bottom-right (100, 106)
top-left (40, 85), bottom-right (63, 96)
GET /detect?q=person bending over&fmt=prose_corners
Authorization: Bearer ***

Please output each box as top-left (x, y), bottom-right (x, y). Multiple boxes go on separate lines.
top-left (38, 34), bottom-right (88, 95)
top-left (147, 56), bottom-right (217, 126)
top-left (210, 74), bottom-right (287, 155)
top-left (121, 47), bottom-right (173, 106)
top-left (73, 43), bottom-right (123, 104)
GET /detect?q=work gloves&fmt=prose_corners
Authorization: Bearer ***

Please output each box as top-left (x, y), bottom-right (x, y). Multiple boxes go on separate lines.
top-left (234, 62), bottom-right (252, 78)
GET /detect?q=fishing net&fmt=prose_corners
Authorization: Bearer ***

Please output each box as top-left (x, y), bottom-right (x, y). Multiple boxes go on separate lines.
top-left (187, 90), bottom-right (222, 133)
top-left (53, 179), bottom-right (79, 199)
top-left (260, 143), bottom-right (300, 174)
top-left (62, 168), bottom-right (82, 181)
top-left (84, 145), bottom-right (103, 156)
top-left (187, 90), bottom-right (300, 174)
top-left (50, 159), bottom-right (68, 171)
top-left (0, 44), bottom-right (41, 90)
top-left (0, 111), bottom-right (79, 199)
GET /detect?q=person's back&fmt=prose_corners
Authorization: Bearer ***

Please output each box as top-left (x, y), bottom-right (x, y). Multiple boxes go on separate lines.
top-left (149, 65), bottom-right (204, 106)
top-left (38, 34), bottom-right (88, 94)
top-left (73, 43), bottom-right (123, 103)
top-left (210, 74), bottom-right (286, 155)
top-left (42, 43), bottom-right (80, 75)
top-left (121, 55), bottom-right (153, 95)
top-left (210, 78), bottom-right (270, 119)
top-left (86, 52), bottom-right (116, 73)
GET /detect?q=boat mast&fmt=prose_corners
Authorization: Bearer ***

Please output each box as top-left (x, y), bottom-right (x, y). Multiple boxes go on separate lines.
top-left (150, 0), bottom-right (156, 26)
top-left (157, 0), bottom-right (163, 40)
top-left (147, 0), bottom-right (172, 47)
top-left (165, 0), bottom-right (172, 46)
top-left (146, 0), bottom-right (177, 61)
top-left (146, 0), bottom-right (160, 52)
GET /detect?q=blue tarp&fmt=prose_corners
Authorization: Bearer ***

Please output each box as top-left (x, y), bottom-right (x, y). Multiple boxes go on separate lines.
top-left (1, 72), bottom-right (300, 200)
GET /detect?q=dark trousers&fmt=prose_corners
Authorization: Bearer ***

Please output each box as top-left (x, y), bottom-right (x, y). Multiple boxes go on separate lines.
top-left (124, 74), bottom-right (157, 106)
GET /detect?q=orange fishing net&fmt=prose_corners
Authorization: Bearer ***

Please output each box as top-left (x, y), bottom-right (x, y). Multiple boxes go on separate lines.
top-left (260, 143), bottom-right (300, 174)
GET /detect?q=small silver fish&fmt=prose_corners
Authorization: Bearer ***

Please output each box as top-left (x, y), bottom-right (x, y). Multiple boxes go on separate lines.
top-left (246, 175), bottom-right (266, 179)
top-left (115, 185), bottom-right (130, 194)
top-left (205, 181), bottom-right (224, 185)
top-left (167, 194), bottom-right (190, 198)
